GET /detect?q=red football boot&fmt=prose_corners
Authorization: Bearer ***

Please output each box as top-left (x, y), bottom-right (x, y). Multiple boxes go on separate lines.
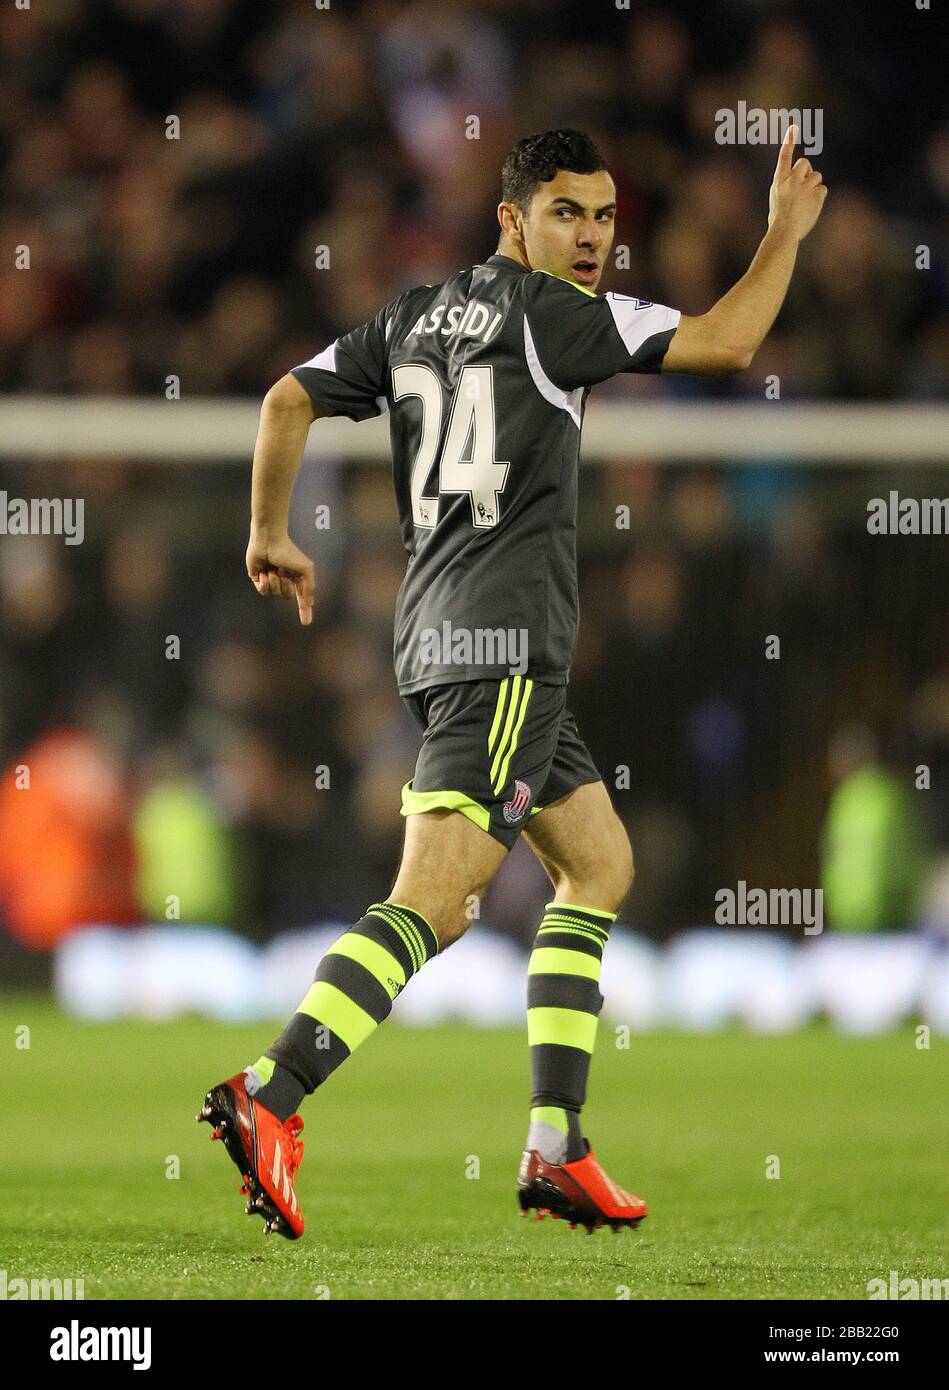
top-left (518, 1140), bottom-right (648, 1233)
top-left (197, 1071), bottom-right (305, 1239)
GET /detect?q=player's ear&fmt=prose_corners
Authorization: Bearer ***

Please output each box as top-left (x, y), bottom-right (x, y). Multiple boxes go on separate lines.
top-left (498, 200), bottom-right (524, 243)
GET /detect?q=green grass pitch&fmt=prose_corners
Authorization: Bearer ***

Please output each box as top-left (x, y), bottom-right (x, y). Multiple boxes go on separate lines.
top-left (2, 997), bottom-right (946, 1300)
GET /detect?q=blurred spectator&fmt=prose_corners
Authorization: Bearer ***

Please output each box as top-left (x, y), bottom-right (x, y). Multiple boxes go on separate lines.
top-left (821, 725), bottom-right (929, 932)
top-left (0, 727), bottom-right (137, 948)
top-left (132, 762), bottom-right (242, 926)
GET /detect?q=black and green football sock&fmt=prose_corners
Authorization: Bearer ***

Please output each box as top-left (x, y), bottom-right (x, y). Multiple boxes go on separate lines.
top-left (525, 900), bottom-right (616, 1164)
top-left (245, 901), bottom-right (438, 1122)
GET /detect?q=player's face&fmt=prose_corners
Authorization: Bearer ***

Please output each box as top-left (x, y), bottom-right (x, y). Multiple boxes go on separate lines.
top-left (523, 169), bottom-right (617, 291)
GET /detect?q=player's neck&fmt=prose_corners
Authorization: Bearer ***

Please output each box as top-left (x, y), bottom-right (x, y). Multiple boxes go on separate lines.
top-left (495, 241), bottom-right (532, 271)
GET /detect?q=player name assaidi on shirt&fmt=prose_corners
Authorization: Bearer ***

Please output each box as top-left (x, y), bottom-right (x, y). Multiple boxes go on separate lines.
top-left (405, 299), bottom-right (504, 345)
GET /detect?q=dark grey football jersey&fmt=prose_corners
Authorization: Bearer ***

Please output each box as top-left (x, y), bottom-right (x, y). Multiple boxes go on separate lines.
top-left (291, 254), bottom-right (680, 694)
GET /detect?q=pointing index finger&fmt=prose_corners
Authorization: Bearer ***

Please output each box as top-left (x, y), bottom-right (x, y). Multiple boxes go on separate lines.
top-left (295, 573), bottom-right (315, 626)
top-left (775, 122), bottom-right (797, 178)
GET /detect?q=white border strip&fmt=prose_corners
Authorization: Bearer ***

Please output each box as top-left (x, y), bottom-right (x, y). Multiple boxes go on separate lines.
top-left (0, 399), bottom-right (944, 462)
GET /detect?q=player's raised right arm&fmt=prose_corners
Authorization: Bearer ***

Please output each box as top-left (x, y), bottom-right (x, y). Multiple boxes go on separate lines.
top-left (247, 372), bottom-right (326, 627)
top-left (662, 124), bottom-right (828, 376)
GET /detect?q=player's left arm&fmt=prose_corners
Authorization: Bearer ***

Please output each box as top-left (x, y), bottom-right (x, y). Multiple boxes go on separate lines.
top-left (662, 124), bottom-right (828, 375)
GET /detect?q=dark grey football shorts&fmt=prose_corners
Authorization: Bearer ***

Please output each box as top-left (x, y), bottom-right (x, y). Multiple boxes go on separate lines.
top-left (400, 675), bottom-right (602, 850)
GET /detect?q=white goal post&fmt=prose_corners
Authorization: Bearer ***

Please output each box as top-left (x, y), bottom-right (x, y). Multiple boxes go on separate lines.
top-left (0, 398), bottom-right (945, 463)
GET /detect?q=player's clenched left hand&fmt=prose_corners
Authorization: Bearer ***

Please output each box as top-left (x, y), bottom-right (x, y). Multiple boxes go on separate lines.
top-left (246, 532), bottom-right (315, 626)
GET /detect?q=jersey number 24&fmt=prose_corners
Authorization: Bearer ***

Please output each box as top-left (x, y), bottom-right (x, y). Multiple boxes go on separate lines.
top-left (392, 364), bottom-right (510, 530)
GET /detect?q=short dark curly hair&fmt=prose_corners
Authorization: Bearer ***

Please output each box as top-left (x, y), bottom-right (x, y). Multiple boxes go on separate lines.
top-left (500, 129), bottom-right (608, 214)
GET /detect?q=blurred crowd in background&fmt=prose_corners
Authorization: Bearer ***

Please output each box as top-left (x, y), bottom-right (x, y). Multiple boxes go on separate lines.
top-left (1, 0), bottom-right (946, 399)
top-left (0, 0), bottom-right (947, 965)
top-left (1, 455), bottom-right (947, 960)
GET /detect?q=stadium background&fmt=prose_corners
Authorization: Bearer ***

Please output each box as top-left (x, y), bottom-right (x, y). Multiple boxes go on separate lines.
top-left (1, 0), bottom-right (947, 1305)
top-left (2, 0), bottom-right (946, 972)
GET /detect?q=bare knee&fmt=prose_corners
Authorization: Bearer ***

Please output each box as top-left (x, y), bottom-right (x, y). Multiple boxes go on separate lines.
top-left (607, 824), bottom-right (635, 905)
top-left (553, 817), bottom-right (634, 914)
top-left (388, 808), bottom-right (507, 951)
